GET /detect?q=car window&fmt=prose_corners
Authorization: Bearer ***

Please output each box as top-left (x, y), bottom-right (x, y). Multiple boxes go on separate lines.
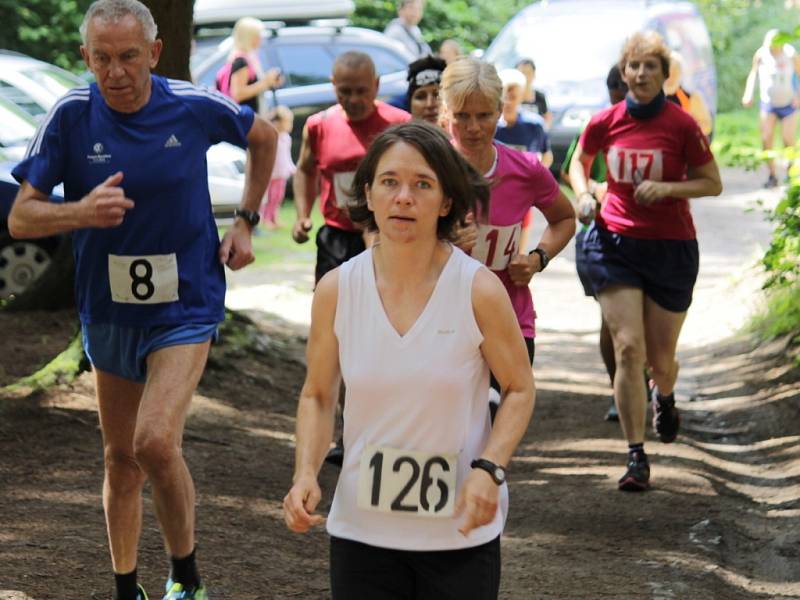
top-left (23, 67), bottom-right (84, 98)
top-left (273, 44), bottom-right (333, 87)
top-left (0, 98), bottom-right (37, 147)
top-left (0, 81), bottom-right (46, 119)
top-left (334, 43), bottom-right (408, 75)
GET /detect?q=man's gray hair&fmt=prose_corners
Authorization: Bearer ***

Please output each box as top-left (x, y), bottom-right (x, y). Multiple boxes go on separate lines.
top-left (80, 0), bottom-right (158, 43)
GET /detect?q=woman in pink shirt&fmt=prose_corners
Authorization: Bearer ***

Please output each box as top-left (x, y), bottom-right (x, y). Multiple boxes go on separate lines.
top-left (440, 57), bottom-right (575, 417)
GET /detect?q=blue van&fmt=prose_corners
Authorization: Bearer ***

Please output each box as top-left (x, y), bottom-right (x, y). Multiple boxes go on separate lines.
top-left (483, 0), bottom-right (716, 171)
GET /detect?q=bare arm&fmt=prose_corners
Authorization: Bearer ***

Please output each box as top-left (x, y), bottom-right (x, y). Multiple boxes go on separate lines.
top-left (229, 65), bottom-right (282, 103)
top-left (742, 52), bottom-right (760, 107)
top-left (689, 93), bottom-right (713, 137)
top-left (634, 158), bottom-right (722, 205)
top-left (507, 189), bottom-right (576, 286)
top-left (568, 142), bottom-right (599, 225)
top-left (291, 124), bottom-right (319, 243)
top-left (9, 171), bottom-right (134, 239)
top-left (283, 270), bottom-right (342, 533)
top-left (457, 267), bottom-right (535, 535)
top-left (219, 114), bottom-right (278, 269)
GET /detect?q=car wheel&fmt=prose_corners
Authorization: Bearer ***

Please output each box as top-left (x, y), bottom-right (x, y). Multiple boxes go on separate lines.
top-left (0, 233), bottom-right (53, 299)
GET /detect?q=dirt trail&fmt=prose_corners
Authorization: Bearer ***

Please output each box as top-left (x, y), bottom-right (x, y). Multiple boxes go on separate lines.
top-left (1, 168), bottom-right (799, 599)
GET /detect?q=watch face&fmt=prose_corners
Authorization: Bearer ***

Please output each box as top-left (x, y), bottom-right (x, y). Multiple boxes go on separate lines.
top-left (494, 467), bottom-right (505, 482)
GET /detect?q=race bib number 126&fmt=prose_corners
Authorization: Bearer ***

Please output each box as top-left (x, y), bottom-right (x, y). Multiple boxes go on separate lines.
top-left (108, 254), bottom-right (179, 304)
top-left (357, 445), bottom-right (457, 518)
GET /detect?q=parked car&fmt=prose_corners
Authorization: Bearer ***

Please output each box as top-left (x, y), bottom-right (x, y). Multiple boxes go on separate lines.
top-left (0, 155), bottom-right (63, 300)
top-left (191, 23), bottom-right (415, 158)
top-left (0, 50), bottom-right (250, 224)
top-left (194, 0), bottom-right (354, 30)
top-left (483, 0), bottom-right (716, 172)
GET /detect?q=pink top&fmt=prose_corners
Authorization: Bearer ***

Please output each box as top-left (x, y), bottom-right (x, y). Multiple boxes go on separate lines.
top-left (271, 131), bottom-right (296, 180)
top-left (471, 143), bottom-right (560, 338)
top-left (580, 101), bottom-right (713, 240)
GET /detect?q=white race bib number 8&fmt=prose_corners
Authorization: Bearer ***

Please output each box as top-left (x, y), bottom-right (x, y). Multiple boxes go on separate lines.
top-left (108, 254), bottom-right (179, 304)
top-left (333, 171), bottom-right (356, 208)
top-left (472, 223), bottom-right (521, 271)
top-left (357, 445), bottom-right (457, 518)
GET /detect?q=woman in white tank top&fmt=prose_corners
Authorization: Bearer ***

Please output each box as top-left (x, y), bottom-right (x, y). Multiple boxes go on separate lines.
top-left (283, 122), bottom-right (536, 599)
top-left (742, 29), bottom-right (800, 187)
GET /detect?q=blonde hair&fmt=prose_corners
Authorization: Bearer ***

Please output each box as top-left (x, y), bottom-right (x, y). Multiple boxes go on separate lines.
top-left (440, 56), bottom-right (502, 114)
top-left (619, 31), bottom-right (671, 78)
top-left (232, 17), bottom-right (263, 53)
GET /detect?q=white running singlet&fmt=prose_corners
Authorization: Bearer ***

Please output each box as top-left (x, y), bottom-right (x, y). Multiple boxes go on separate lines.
top-left (758, 45), bottom-right (797, 108)
top-left (327, 246), bottom-right (508, 551)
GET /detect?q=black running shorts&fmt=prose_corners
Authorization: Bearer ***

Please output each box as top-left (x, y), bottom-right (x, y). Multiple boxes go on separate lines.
top-left (315, 224), bottom-right (366, 284)
top-left (330, 535), bottom-right (501, 600)
top-left (582, 224), bottom-right (699, 312)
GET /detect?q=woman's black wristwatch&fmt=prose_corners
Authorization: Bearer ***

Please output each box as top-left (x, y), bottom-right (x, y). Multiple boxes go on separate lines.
top-left (529, 247), bottom-right (550, 271)
top-left (471, 458), bottom-right (507, 485)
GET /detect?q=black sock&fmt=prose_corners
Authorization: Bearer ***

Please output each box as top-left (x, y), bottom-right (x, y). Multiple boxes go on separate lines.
top-left (657, 390), bottom-right (675, 405)
top-left (628, 443), bottom-right (645, 457)
top-left (114, 569), bottom-right (139, 600)
top-left (171, 548), bottom-right (201, 591)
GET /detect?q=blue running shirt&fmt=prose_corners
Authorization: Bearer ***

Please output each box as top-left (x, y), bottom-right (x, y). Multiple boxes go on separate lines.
top-left (495, 110), bottom-right (550, 155)
top-left (13, 76), bottom-right (254, 326)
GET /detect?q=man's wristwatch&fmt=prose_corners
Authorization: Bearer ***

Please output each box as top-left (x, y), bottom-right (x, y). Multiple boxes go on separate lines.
top-left (234, 208), bottom-right (260, 228)
top-left (528, 247), bottom-right (550, 271)
top-left (470, 458), bottom-right (507, 485)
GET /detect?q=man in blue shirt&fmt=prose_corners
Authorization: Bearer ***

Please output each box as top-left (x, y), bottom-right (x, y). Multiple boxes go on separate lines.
top-left (495, 68), bottom-right (553, 168)
top-left (9, 1), bottom-right (277, 599)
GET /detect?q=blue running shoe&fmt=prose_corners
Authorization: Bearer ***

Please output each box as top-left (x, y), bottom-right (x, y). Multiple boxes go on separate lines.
top-left (163, 579), bottom-right (208, 599)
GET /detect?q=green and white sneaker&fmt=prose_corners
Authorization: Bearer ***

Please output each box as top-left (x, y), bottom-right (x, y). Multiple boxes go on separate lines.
top-left (163, 580), bottom-right (208, 599)
top-left (137, 584), bottom-right (150, 600)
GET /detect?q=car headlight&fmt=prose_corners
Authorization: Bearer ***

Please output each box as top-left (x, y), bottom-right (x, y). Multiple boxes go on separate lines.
top-left (560, 107), bottom-right (593, 129)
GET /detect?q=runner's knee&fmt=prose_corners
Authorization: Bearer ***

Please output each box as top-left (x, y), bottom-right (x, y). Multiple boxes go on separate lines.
top-left (133, 432), bottom-right (180, 477)
top-left (613, 335), bottom-right (646, 370)
top-left (104, 447), bottom-right (145, 492)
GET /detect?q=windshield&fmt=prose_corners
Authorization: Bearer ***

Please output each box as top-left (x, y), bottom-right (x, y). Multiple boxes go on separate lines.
top-left (23, 67), bottom-right (84, 98)
top-left (486, 12), bottom-right (640, 87)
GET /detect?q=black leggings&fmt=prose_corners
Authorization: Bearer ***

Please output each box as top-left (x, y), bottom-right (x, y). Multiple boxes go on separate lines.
top-left (330, 535), bottom-right (501, 600)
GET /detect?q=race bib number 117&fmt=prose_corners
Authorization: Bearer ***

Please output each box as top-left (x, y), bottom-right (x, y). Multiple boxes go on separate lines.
top-left (357, 445), bottom-right (457, 518)
top-left (108, 254), bottom-right (179, 304)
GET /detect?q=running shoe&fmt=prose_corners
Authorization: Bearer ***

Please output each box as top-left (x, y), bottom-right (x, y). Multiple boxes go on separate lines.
top-left (618, 451), bottom-right (650, 492)
top-left (604, 398), bottom-right (619, 421)
top-left (324, 436), bottom-right (344, 468)
top-left (163, 580), bottom-right (208, 600)
top-left (137, 584), bottom-right (150, 600)
top-left (764, 174), bottom-right (779, 189)
top-left (651, 385), bottom-right (680, 443)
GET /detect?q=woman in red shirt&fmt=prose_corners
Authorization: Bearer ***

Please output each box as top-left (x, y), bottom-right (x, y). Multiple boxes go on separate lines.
top-left (569, 31), bottom-right (722, 492)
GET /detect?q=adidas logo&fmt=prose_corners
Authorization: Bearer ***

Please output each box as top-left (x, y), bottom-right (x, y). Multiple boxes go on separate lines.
top-left (164, 134), bottom-right (181, 148)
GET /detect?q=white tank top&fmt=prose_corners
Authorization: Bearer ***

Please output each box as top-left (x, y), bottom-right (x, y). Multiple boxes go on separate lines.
top-left (758, 45), bottom-right (797, 108)
top-left (327, 245), bottom-right (508, 551)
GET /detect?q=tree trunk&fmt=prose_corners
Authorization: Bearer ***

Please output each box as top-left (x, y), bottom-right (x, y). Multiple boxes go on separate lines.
top-left (144, 0), bottom-right (194, 81)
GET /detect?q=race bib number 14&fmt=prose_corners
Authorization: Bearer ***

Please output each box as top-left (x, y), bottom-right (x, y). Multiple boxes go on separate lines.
top-left (108, 254), bottom-right (179, 304)
top-left (471, 223), bottom-right (521, 271)
top-left (357, 445), bottom-right (457, 518)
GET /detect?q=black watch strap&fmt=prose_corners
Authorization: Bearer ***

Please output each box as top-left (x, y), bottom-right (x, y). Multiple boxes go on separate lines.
top-left (234, 208), bottom-right (260, 228)
top-left (470, 458), bottom-right (506, 485)
top-left (528, 247), bottom-right (549, 271)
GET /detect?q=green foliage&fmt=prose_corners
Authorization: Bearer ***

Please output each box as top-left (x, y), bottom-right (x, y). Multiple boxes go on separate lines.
top-left (351, 0), bottom-right (530, 52)
top-left (0, 0), bottom-right (93, 71)
top-left (711, 108), bottom-right (767, 168)
top-left (694, 0), bottom-right (797, 113)
top-left (763, 168), bottom-right (800, 289)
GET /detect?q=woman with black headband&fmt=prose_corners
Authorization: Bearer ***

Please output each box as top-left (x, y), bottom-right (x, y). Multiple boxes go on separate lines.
top-left (406, 55), bottom-right (447, 125)
top-left (569, 31), bottom-right (722, 492)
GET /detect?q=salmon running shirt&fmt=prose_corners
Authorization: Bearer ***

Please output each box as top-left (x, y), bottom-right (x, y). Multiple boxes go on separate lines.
top-left (580, 101), bottom-right (713, 240)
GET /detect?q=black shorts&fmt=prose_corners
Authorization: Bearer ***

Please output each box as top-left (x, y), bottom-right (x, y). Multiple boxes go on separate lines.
top-left (582, 224), bottom-right (699, 313)
top-left (315, 224), bottom-right (366, 283)
top-left (574, 228), bottom-right (596, 298)
top-left (330, 535), bottom-right (501, 600)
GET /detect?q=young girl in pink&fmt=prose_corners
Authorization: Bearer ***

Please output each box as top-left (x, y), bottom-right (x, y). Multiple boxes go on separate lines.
top-left (261, 105), bottom-right (296, 228)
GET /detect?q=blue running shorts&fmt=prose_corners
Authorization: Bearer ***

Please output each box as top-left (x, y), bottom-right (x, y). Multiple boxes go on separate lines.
top-left (574, 227), bottom-right (596, 298)
top-left (82, 322), bottom-right (219, 383)
top-left (761, 102), bottom-right (796, 120)
top-left (582, 224), bottom-right (699, 313)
